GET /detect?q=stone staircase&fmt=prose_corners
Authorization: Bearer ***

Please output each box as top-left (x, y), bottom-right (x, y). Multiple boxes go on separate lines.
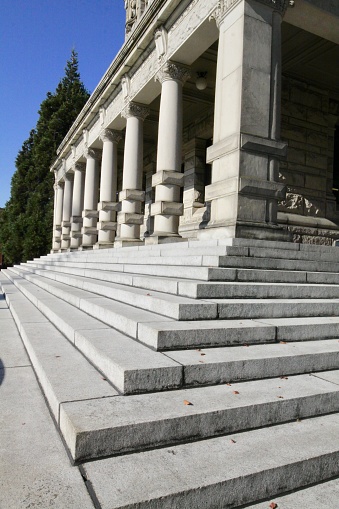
top-left (1, 237), bottom-right (339, 508)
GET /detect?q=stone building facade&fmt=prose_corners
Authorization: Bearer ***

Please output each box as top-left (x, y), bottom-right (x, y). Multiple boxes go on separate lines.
top-left (50, 0), bottom-right (339, 251)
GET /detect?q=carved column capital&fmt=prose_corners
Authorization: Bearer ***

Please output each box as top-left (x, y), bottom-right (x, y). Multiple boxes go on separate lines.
top-left (210, 0), bottom-right (290, 27)
top-left (84, 148), bottom-right (101, 161)
top-left (74, 162), bottom-right (86, 172)
top-left (155, 61), bottom-right (191, 85)
top-left (63, 172), bottom-right (74, 182)
top-left (99, 128), bottom-right (122, 144)
top-left (121, 102), bottom-right (150, 121)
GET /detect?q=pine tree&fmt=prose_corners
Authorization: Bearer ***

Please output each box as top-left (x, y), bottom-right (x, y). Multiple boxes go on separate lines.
top-left (0, 50), bottom-right (90, 265)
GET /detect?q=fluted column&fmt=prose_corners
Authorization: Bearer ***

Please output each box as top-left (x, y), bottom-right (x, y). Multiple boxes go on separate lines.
top-left (81, 148), bottom-right (101, 248)
top-left (148, 61), bottom-right (190, 244)
top-left (70, 163), bottom-right (86, 250)
top-left (115, 102), bottom-right (149, 248)
top-left (52, 181), bottom-right (64, 252)
top-left (61, 173), bottom-right (74, 250)
top-left (96, 129), bottom-right (122, 249)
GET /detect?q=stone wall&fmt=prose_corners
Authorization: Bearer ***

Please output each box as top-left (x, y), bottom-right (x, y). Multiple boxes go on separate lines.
top-left (278, 75), bottom-right (339, 244)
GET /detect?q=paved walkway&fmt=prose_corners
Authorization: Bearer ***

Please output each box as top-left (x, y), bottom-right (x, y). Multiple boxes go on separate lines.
top-left (0, 293), bottom-right (95, 509)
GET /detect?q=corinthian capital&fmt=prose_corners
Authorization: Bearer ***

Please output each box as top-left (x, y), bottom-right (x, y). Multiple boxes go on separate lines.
top-left (155, 61), bottom-right (191, 85)
top-left (121, 102), bottom-right (150, 121)
top-left (99, 128), bottom-right (122, 144)
top-left (84, 148), bottom-right (101, 160)
top-left (74, 162), bottom-right (86, 172)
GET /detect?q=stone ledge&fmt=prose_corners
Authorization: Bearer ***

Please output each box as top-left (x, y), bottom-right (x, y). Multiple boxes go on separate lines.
top-left (152, 170), bottom-right (184, 187)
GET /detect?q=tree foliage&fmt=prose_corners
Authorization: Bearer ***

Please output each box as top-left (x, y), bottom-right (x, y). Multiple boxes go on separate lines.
top-left (0, 50), bottom-right (90, 265)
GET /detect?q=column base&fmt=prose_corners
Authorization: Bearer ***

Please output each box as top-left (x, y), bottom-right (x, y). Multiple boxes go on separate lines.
top-left (114, 238), bottom-right (144, 248)
top-left (145, 233), bottom-right (186, 245)
top-left (93, 242), bottom-right (115, 250)
top-left (197, 221), bottom-right (292, 242)
top-left (79, 245), bottom-right (94, 251)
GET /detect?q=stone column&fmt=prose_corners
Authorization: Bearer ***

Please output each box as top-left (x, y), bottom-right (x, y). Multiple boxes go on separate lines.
top-left (61, 173), bottom-right (74, 251)
top-left (70, 163), bottom-right (86, 250)
top-left (52, 181), bottom-right (64, 252)
top-left (202, 0), bottom-right (289, 241)
top-left (81, 148), bottom-right (101, 249)
top-left (148, 61), bottom-right (190, 244)
top-left (115, 102), bottom-right (149, 248)
top-left (96, 129), bottom-right (122, 249)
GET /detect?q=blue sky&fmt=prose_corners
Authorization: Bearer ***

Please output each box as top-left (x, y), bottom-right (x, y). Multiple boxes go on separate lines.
top-left (0, 0), bottom-right (126, 207)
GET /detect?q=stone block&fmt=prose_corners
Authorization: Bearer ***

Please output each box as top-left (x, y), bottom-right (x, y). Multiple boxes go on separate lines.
top-left (306, 151), bottom-right (328, 170)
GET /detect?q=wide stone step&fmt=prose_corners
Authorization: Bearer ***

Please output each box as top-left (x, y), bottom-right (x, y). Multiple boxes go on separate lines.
top-left (220, 254), bottom-right (339, 272)
top-left (0, 272), bottom-right (182, 394)
top-left (0, 274), bottom-right (117, 422)
top-left (81, 413), bottom-right (339, 509)
top-left (247, 477), bottom-right (339, 509)
top-left (22, 262), bottom-right (339, 297)
top-left (166, 341), bottom-right (339, 386)
top-left (61, 371), bottom-right (339, 462)
top-left (7, 267), bottom-right (218, 321)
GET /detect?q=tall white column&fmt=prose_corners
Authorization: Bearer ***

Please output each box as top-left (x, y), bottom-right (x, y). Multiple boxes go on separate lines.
top-left (70, 163), bottom-right (86, 250)
top-left (81, 148), bottom-right (101, 249)
top-left (52, 181), bottom-right (64, 252)
top-left (115, 102), bottom-right (149, 248)
top-left (61, 173), bottom-right (74, 250)
top-left (149, 61), bottom-right (190, 243)
top-left (96, 129), bottom-right (122, 249)
top-left (202, 0), bottom-right (289, 241)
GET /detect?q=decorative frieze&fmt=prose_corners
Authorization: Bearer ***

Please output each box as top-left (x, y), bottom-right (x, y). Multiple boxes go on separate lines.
top-left (155, 61), bottom-right (191, 85)
top-left (210, 0), bottom-right (290, 27)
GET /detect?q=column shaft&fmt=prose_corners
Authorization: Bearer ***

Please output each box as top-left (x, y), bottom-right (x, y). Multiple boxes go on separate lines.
top-left (53, 182), bottom-right (64, 251)
top-left (150, 62), bottom-right (190, 242)
top-left (70, 163), bottom-right (86, 250)
top-left (82, 149), bottom-right (100, 248)
top-left (61, 174), bottom-right (73, 250)
top-left (115, 102), bottom-right (149, 247)
top-left (97, 130), bottom-right (122, 248)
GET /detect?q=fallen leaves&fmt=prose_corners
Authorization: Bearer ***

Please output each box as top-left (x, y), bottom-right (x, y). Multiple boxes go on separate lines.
top-left (280, 341), bottom-right (287, 344)
top-left (269, 503), bottom-right (278, 509)
top-left (280, 376), bottom-right (288, 380)
top-left (184, 400), bottom-right (193, 406)
top-left (233, 391), bottom-right (239, 395)
top-left (230, 439), bottom-right (236, 444)
top-left (277, 396), bottom-right (284, 399)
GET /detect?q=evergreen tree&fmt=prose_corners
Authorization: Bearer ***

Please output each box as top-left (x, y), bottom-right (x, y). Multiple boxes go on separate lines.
top-left (0, 50), bottom-right (90, 265)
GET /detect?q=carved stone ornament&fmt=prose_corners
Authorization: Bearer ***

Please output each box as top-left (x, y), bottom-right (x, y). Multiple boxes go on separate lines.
top-left (121, 74), bottom-right (131, 100)
top-left (99, 128), bottom-right (122, 144)
top-left (99, 107), bottom-right (106, 125)
top-left (74, 162), bottom-right (86, 172)
top-left (155, 61), bottom-right (191, 85)
top-left (154, 26), bottom-right (168, 62)
top-left (122, 102), bottom-right (150, 121)
top-left (125, 0), bottom-right (137, 35)
top-left (210, 0), bottom-right (289, 27)
top-left (84, 147), bottom-right (101, 160)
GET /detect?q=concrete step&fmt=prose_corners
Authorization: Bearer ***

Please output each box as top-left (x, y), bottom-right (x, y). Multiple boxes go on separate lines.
top-left (81, 413), bottom-right (339, 509)
top-left (247, 477), bottom-right (339, 509)
top-left (61, 371), bottom-right (339, 462)
top-left (7, 267), bottom-right (218, 321)
top-left (0, 274), bottom-right (117, 422)
top-left (9, 267), bottom-right (339, 324)
top-left (0, 272), bottom-right (182, 394)
top-left (166, 341), bottom-right (339, 386)
top-left (21, 263), bottom-right (339, 298)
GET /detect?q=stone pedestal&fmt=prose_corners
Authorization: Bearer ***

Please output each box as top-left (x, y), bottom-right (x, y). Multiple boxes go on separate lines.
top-left (81, 149), bottom-right (100, 249)
top-left (95, 129), bottom-right (122, 249)
top-left (61, 173), bottom-right (73, 250)
top-left (115, 102), bottom-right (149, 248)
top-left (147, 62), bottom-right (190, 244)
top-left (179, 138), bottom-right (208, 238)
top-left (200, 0), bottom-right (290, 241)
